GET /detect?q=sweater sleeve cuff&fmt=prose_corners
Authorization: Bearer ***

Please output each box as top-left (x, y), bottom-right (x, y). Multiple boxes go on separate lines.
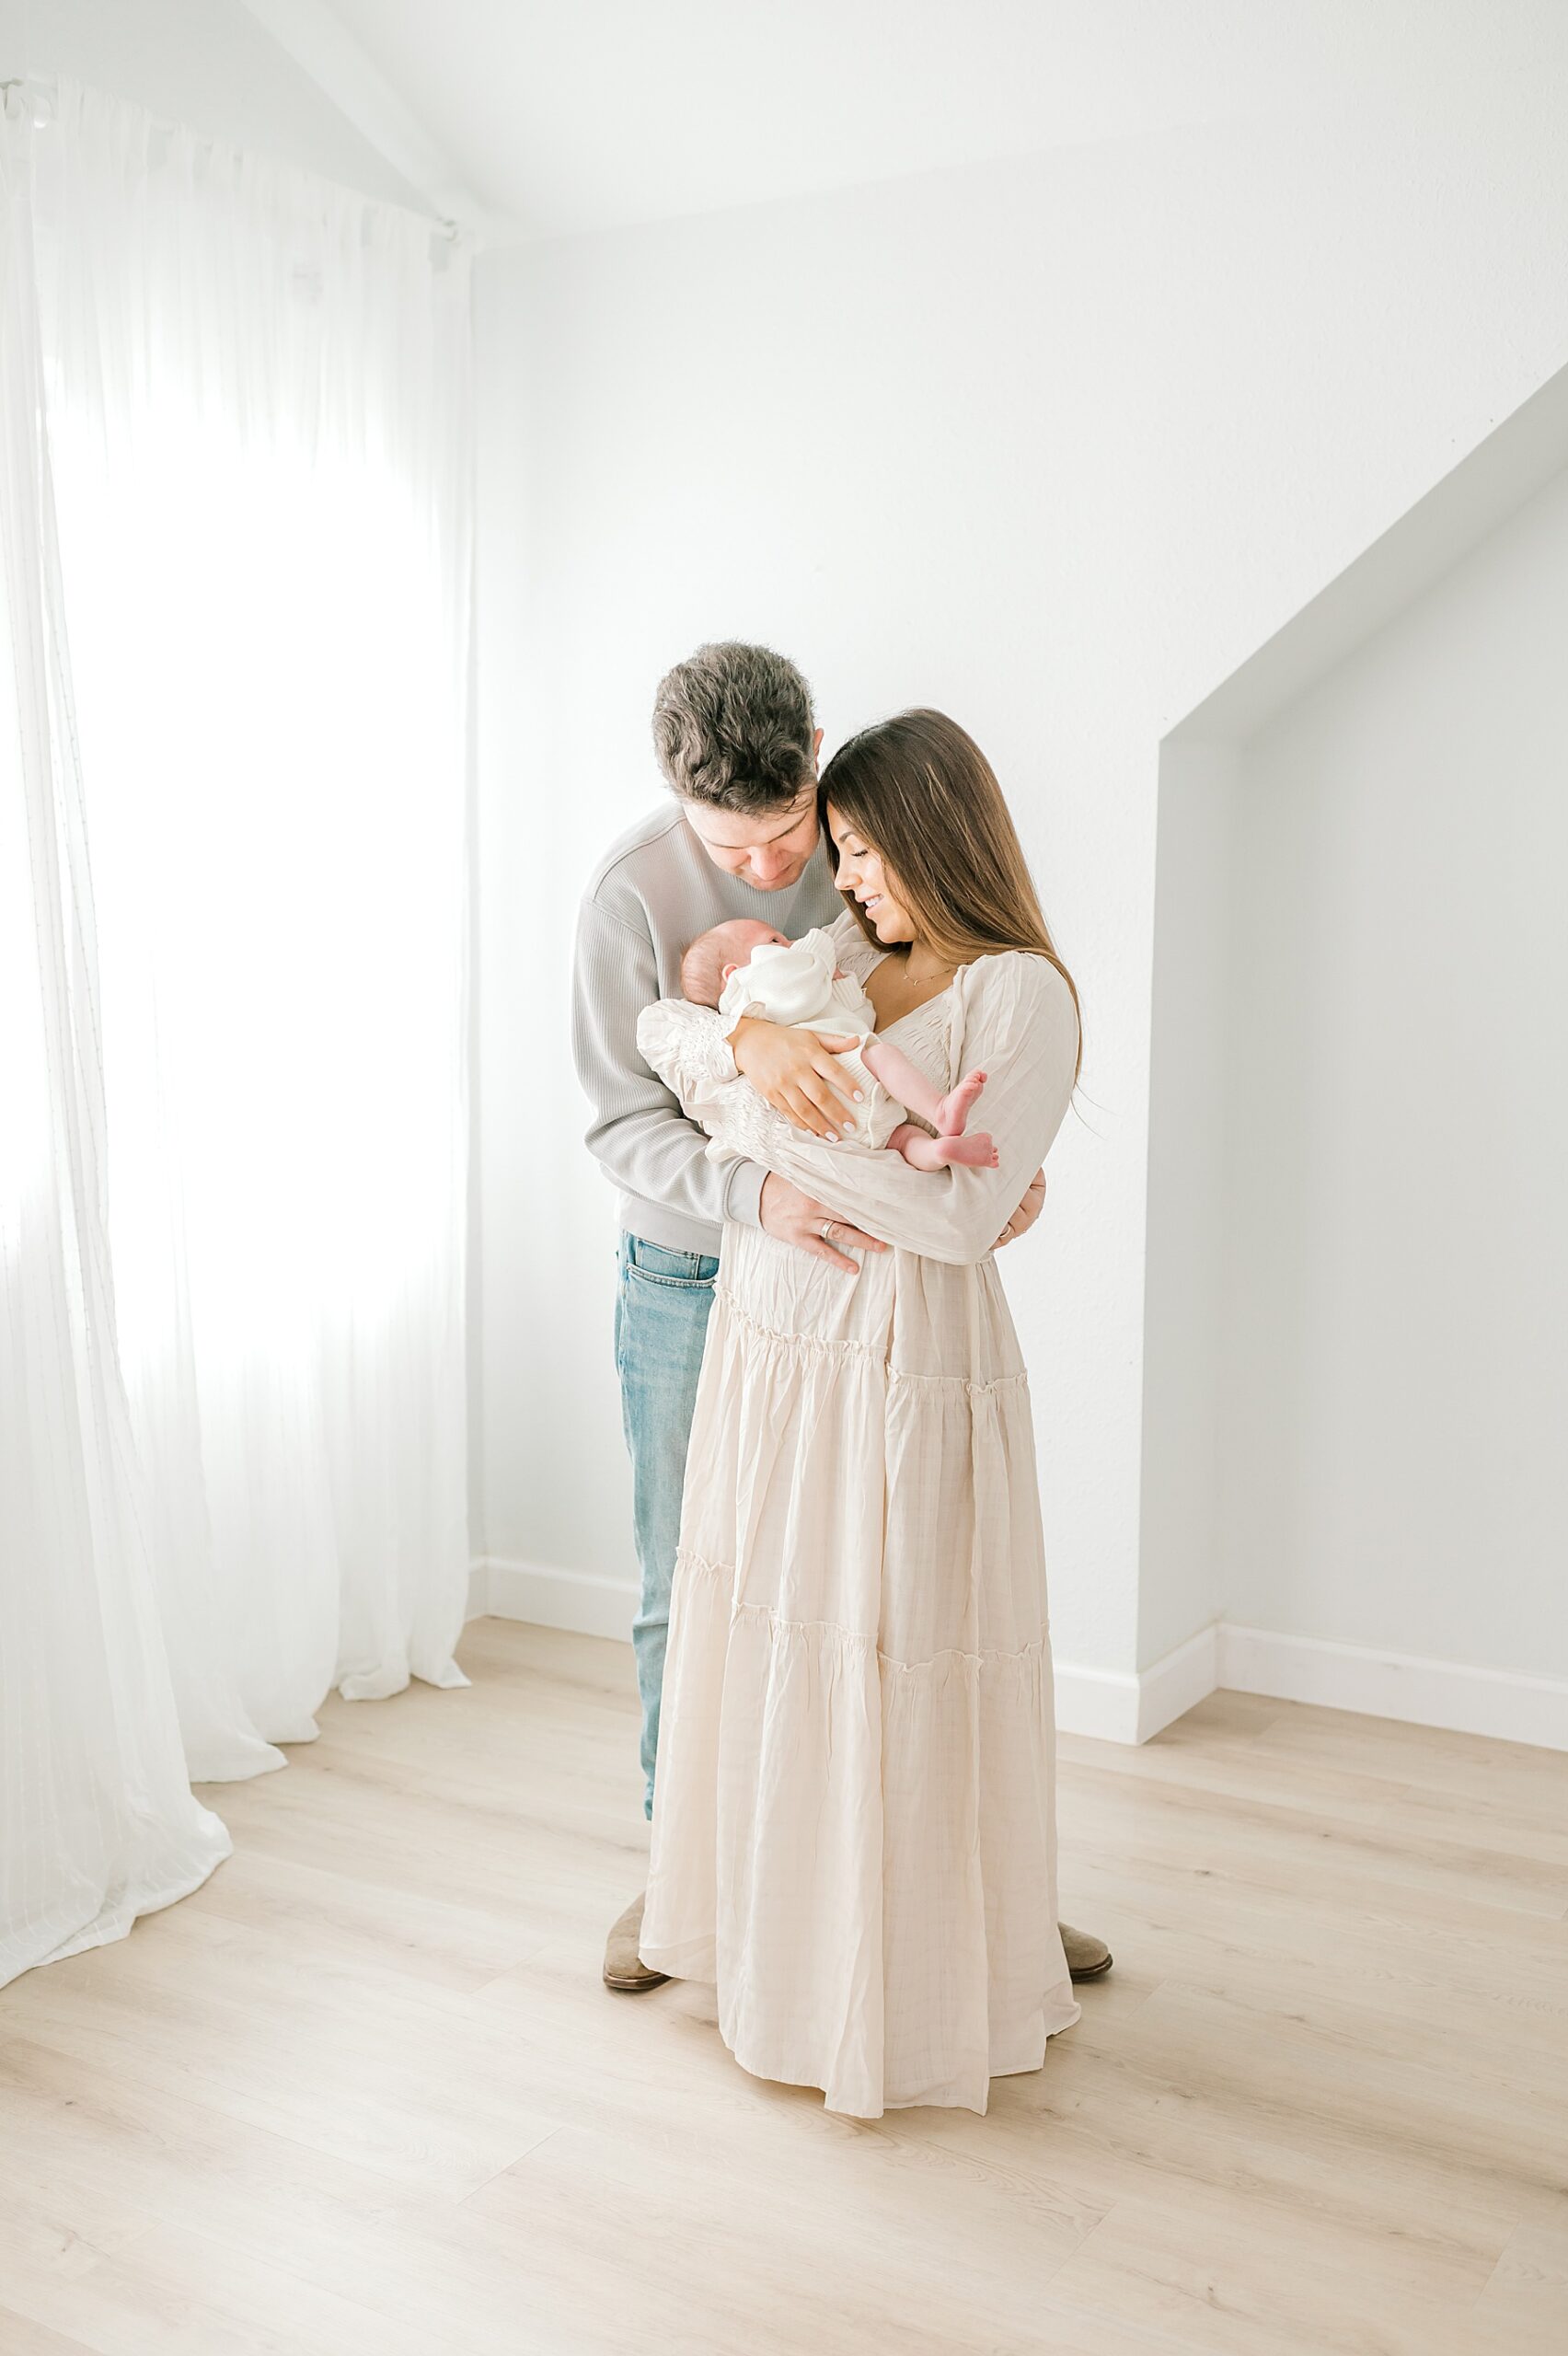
top-left (721, 1155), bottom-right (767, 1230)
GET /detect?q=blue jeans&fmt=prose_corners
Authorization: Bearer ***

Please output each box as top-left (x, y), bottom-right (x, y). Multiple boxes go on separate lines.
top-left (613, 1229), bottom-right (721, 1820)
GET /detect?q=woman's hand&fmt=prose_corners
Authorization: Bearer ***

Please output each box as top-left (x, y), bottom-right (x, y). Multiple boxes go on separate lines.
top-left (992, 1165), bottom-right (1046, 1250)
top-left (727, 1014), bottom-right (864, 1141)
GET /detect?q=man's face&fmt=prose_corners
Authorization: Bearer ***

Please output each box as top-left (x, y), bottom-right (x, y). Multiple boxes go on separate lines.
top-left (680, 730), bottom-right (825, 890)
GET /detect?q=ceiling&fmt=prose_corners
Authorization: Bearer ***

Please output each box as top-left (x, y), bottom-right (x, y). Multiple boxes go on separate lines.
top-left (263, 0), bottom-right (1568, 244)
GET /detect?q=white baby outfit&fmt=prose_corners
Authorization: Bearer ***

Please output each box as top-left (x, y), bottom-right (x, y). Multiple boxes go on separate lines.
top-left (710, 924), bottom-right (907, 1158)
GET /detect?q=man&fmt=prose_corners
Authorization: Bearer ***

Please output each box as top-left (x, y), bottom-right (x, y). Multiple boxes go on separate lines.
top-left (571, 642), bottom-right (1111, 1992)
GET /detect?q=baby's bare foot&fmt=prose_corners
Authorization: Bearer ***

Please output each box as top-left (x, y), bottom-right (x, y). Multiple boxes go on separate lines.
top-left (940, 1129), bottom-right (997, 1168)
top-left (934, 1068), bottom-right (987, 1135)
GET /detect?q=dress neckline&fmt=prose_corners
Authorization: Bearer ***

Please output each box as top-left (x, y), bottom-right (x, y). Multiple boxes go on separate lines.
top-left (865, 949), bottom-right (956, 1034)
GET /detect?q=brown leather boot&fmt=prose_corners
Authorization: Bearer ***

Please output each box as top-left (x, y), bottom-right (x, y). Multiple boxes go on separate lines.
top-left (603, 1888), bottom-right (670, 1992)
top-left (1061, 1920), bottom-right (1113, 1981)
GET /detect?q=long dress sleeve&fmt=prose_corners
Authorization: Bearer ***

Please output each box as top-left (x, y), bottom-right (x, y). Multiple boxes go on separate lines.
top-left (635, 951), bottom-right (1079, 1266)
top-left (633, 991), bottom-right (758, 1136)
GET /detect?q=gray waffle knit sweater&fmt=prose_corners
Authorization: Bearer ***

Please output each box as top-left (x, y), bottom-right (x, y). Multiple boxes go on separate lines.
top-left (571, 802), bottom-right (847, 1255)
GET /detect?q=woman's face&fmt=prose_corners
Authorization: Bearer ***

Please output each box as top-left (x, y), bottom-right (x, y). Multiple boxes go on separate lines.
top-left (824, 803), bottom-right (917, 945)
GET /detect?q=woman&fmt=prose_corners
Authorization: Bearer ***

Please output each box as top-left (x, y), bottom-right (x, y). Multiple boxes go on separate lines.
top-left (636, 710), bottom-right (1086, 2119)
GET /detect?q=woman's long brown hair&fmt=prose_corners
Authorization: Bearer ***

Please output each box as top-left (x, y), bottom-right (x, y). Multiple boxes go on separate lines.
top-left (819, 709), bottom-right (1083, 1087)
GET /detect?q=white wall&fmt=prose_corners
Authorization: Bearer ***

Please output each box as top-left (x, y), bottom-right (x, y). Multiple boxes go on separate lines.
top-left (1211, 469), bottom-right (1568, 1684)
top-left (11, 0), bottom-right (423, 208)
top-left (1138, 737), bottom-right (1242, 1673)
top-left (474, 99), bottom-right (1568, 1713)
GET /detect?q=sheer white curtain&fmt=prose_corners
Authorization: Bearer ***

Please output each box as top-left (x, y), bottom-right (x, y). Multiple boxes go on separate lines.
top-left (1, 85), bottom-right (232, 1985)
top-left (1, 80), bottom-right (473, 1982)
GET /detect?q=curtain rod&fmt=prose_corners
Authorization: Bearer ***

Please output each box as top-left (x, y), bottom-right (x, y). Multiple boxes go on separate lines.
top-left (0, 75), bottom-right (463, 247)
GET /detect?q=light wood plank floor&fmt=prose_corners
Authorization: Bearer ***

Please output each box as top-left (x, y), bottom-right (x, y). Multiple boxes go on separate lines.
top-left (2, 1617), bottom-right (1565, 2356)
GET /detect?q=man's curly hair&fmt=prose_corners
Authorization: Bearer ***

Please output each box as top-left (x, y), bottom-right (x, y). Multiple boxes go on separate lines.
top-left (651, 642), bottom-right (816, 814)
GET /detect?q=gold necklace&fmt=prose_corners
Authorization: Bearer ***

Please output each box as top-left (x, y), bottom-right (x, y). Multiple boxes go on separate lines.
top-left (879, 955), bottom-right (957, 1021)
top-left (903, 950), bottom-right (958, 987)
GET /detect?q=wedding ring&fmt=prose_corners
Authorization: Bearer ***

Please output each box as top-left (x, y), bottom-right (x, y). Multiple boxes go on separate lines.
top-left (820, 1218), bottom-right (836, 1242)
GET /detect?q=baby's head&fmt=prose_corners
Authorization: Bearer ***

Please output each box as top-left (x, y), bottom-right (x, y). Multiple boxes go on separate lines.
top-left (679, 918), bottom-right (793, 1008)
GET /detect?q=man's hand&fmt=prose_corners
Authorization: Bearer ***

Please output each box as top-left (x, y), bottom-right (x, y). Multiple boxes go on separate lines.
top-left (993, 1166), bottom-right (1046, 1250)
top-left (759, 1172), bottom-right (889, 1274)
top-left (728, 1014), bottom-right (863, 1140)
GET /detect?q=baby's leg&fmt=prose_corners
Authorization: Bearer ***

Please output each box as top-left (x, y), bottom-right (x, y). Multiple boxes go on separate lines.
top-left (886, 1122), bottom-right (998, 1171)
top-left (860, 1035), bottom-right (989, 1138)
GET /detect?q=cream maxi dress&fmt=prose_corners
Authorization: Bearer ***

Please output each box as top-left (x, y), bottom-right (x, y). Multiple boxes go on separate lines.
top-left (634, 903), bottom-right (1083, 2119)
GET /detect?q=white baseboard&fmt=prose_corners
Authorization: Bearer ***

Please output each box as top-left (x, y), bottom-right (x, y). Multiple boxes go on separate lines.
top-left (1216, 1623), bottom-right (1568, 1752)
top-left (479, 1554), bottom-right (643, 1643)
top-left (1047, 1659), bottom-right (1143, 1743)
top-left (1136, 1624), bottom-right (1223, 1743)
top-left (1040, 1626), bottom-right (1217, 1744)
top-left (469, 1559), bottom-right (1568, 1753)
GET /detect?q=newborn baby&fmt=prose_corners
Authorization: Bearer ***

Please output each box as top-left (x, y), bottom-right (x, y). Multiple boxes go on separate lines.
top-left (677, 917), bottom-right (997, 1171)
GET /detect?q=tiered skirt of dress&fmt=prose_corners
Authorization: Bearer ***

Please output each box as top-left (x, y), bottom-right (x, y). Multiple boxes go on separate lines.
top-left (638, 1212), bottom-right (1081, 2119)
